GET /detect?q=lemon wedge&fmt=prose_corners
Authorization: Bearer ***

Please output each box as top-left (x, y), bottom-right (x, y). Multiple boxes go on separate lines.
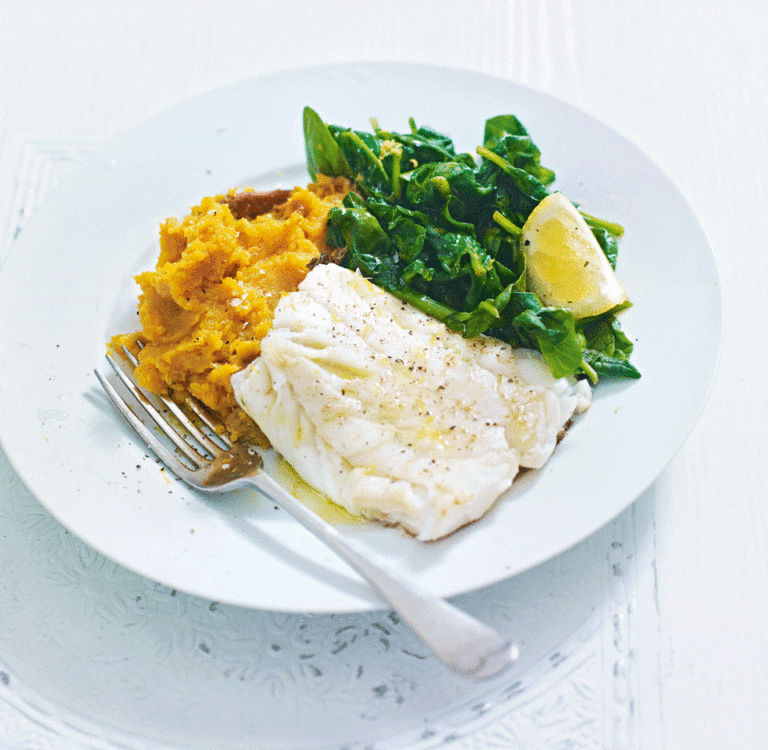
top-left (521, 192), bottom-right (628, 318)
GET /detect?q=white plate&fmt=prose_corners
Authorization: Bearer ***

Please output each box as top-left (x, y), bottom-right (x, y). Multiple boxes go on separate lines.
top-left (0, 63), bottom-right (721, 613)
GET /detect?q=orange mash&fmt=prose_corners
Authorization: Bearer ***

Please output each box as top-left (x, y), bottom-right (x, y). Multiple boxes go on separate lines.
top-left (112, 175), bottom-right (351, 443)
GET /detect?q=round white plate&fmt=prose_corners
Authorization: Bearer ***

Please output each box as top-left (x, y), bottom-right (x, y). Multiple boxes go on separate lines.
top-left (0, 63), bottom-right (721, 613)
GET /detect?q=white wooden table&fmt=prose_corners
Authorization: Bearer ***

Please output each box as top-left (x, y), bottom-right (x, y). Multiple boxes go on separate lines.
top-left (1, 2), bottom-right (766, 748)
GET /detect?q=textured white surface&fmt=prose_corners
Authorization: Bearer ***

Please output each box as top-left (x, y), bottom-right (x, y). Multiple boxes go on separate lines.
top-left (0, 397), bottom-right (654, 749)
top-left (1, 1), bottom-right (766, 748)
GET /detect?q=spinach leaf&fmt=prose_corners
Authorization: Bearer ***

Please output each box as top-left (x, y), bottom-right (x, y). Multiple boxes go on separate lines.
top-left (303, 106), bottom-right (353, 181)
top-left (581, 217), bottom-right (622, 270)
top-left (482, 227), bottom-right (527, 292)
top-left (476, 146), bottom-right (550, 205)
top-left (494, 292), bottom-right (585, 378)
top-left (303, 109), bottom-right (639, 382)
top-left (326, 197), bottom-right (402, 290)
top-left (578, 315), bottom-right (640, 379)
top-left (483, 114), bottom-right (556, 185)
top-left (444, 282), bottom-right (515, 339)
top-left (405, 161), bottom-right (493, 231)
top-left (583, 350), bottom-right (641, 379)
top-left (334, 129), bottom-right (393, 200)
top-left (378, 118), bottom-right (474, 167)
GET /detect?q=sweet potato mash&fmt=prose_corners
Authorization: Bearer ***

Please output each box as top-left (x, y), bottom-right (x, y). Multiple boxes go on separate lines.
top-left (112, 175), bottom-right (351, 444)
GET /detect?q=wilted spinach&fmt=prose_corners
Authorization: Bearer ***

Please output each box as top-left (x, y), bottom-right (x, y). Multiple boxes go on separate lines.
top-left (303, 106), bottom-right (638, 382)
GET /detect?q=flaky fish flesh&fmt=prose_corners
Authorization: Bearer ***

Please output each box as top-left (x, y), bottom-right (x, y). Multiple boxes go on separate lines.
top-left (233, 264), bottom-right (591, 540)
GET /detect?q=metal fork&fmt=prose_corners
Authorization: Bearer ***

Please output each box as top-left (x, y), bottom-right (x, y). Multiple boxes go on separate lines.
top-left (94, 347), bottom-right (520, 681)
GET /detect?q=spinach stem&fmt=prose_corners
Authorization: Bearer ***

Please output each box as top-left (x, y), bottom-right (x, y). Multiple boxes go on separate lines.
top-left (476, 145), bottom-right (512, 172)
top-left (389, 285), bottom-right (454, 321)
top-left (579, 358), bottom-right (599, 384)
top-left (580, 211), bottom-right (625, 237)
top-left (492, 211), bottom-right (522, 237)
top-left (391, 152), bottom-right (402, 200)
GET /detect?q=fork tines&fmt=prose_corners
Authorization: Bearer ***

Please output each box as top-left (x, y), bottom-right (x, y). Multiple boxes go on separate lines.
top-left (95, 345), bottom-right (229, 472)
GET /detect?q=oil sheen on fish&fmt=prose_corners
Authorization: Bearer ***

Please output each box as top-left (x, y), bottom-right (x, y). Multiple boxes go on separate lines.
top-left (233, 264), bottom-right (591, 541)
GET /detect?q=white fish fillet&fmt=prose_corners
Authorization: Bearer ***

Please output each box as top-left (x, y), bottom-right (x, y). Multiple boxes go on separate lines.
top-left (233, 264), bottom-right (591, 541)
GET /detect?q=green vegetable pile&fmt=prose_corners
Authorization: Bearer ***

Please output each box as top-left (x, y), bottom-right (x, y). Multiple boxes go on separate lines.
top-left (302, 106), bottom-right (639, 383)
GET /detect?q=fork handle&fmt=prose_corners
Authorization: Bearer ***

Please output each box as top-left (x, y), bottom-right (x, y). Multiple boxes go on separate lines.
top-left (248, 472), bottom-right (519, 681)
